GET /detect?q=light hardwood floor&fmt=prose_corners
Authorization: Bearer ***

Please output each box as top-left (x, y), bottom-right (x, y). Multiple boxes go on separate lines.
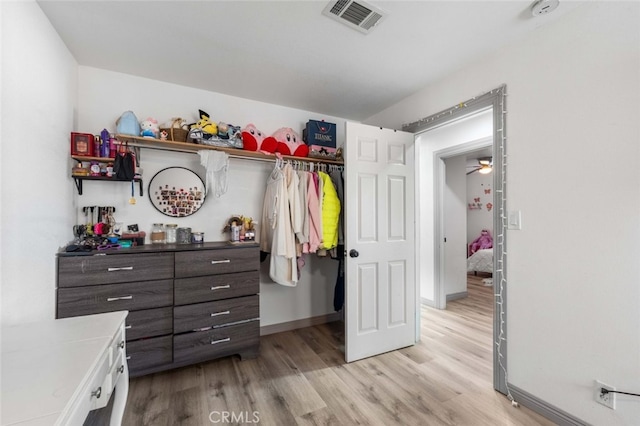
top-left (122, 275), bottom-right (555, 425)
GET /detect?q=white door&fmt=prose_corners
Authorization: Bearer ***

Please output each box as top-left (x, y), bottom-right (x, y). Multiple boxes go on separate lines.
top-left (344, 122), bottom-right (416, 362)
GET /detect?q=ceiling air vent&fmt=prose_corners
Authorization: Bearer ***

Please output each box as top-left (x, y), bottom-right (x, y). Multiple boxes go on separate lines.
top-left (322, 0), bottom-right (387, 34)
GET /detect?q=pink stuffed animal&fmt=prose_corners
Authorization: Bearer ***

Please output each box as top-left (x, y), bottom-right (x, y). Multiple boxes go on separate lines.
top-left (241, 124), bottom-right (277, 154)
top-left (469, 229), bottom-right (493, 256)
top-left (264, 127), bottom-right (309, 157)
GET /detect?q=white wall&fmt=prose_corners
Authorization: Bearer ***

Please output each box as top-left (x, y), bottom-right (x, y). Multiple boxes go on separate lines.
top-left (365, 3), bottom-right (640, 425)
top-left (1, 1), bottom-right (78, 324)
top-left (467, 170), bottom-right (493, 244)
top-left (443, 156), bottom-right (467, 297)
top-left (77, 67), bottom-right (346, 327)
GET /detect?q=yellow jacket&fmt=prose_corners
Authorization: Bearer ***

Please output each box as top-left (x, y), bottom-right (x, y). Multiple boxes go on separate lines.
top-left (319, 171), bottom-right (341, 249)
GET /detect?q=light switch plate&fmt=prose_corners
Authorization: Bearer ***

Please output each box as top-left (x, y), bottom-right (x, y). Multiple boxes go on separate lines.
top-left (508, 210), bottom-right (522, 230)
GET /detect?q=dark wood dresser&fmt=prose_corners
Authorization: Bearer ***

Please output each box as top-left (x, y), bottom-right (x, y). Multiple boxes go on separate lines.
top-left (56, 242), bottom-right (260, 377)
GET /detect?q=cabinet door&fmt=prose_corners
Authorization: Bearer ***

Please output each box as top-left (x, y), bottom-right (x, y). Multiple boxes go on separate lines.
top-left (174, 295), bottom-right (259, 333)
top-left (57, 279), bottom-right (173, 318)
top-left (124, 307), bottom-right (173, 341)
top-left (174, 271), bottom-right (259, 305)
top-left (126, 335), bottom-right (173, 375)
top-left (174, 247), bottom-right (259, 278)
top-left (173, 322), bottom-right (259, 365)
top-left (58, 253), bottom-right (174, 287)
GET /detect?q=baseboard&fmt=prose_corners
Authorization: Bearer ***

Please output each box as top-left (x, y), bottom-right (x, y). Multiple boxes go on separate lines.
top-left (446, 291), bottom-right (468, 302)
top-left (508, 384), bottom-right (588, 426)
top-left (421, 297), bottom-right (437, 308)
top-left (260, 312), bottom-right (341, 336)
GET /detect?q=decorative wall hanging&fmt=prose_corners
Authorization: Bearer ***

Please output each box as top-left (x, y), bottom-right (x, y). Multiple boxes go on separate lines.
top-left (148, 167), bottom-right (206, 217)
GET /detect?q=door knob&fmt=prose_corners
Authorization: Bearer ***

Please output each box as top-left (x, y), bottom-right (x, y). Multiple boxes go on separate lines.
top-left (349, 249), bottom-right (359, 258)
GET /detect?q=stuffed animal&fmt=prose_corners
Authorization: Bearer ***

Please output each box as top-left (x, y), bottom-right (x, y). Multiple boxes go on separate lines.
top-left (140, 117), bottom-right (159, 138)
top-left (265, 127), bottom-right (308, 157)
top-left (469, 229), bottom-right (493, 256)
top-left (241, 124), bottom-right (277, 154)
top-left (190, 109), bottom-right (217, 139)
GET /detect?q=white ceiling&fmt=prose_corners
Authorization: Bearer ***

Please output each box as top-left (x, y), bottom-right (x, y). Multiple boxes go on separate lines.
top-left (37, 0), bottom-right (583, 121)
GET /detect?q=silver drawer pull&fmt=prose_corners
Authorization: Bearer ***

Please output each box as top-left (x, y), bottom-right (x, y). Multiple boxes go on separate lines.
top-left (210, 285), bottom-right (231, 291)
top-left (125, 325), bottom-right (132, 329)
top-left (210, 310), bottom-right (231, 317)
top-left (107, 295), bottom-right (133, 302)
top-left (91, 386), bottom-right (102, 399)
top-left (210, 259), bottom-right (231, 264)
top-left (210, 337), bottom-right (231, 345)
top-left (107, 266), bottom-right (134, 272)
top-left (126, 356), bottom-right (131, 360)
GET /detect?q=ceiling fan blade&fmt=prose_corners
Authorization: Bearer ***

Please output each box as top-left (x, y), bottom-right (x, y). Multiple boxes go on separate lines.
top-left (466, 166), bottom-right (481, 175)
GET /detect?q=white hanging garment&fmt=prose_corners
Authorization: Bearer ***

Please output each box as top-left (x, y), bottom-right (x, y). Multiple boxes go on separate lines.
top-left (198, 150), bottom-right (229, 197)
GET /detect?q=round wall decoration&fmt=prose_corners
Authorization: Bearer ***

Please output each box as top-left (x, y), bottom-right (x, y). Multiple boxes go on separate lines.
top-left (148, 167), bottom-right (206, 217)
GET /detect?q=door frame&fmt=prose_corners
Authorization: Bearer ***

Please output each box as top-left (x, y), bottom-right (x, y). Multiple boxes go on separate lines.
top-left (403, 85), bottom-right (507, 394)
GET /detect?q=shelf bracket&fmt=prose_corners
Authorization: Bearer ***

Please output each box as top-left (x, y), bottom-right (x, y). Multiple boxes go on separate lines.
top-left (73, 177), bottom-right (83, 195)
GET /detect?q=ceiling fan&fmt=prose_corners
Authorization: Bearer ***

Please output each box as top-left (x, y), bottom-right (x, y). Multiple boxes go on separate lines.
top-left (467, 157), bottom-right (493, 175)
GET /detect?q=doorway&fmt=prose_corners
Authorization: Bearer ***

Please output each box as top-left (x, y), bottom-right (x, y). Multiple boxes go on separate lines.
top-left (403, 86), bottom-right (507, 394)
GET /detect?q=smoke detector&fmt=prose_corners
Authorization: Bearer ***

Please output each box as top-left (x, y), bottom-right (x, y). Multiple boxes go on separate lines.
top-left (531, 0), bottom-right (560, 17)
top-left (323, 0), bottom-right (387, 34)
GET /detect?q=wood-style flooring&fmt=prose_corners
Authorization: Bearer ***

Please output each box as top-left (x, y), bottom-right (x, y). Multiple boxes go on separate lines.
top-left (122, 274), bottom-right (554, 425)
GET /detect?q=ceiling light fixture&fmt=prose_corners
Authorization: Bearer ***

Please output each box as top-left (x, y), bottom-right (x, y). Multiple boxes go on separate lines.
top-left (478, 158), bottom-right (493, 174)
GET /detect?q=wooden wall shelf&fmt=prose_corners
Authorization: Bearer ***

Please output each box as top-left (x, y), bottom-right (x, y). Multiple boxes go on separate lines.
top-left (115, 134), bottom-right (344, 166)
top-left (71, 175), bottom-right (143, 196)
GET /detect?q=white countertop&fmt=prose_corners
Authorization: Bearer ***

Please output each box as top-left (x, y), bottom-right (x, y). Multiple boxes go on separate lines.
top-left (1, 311), bottom-right (128, 426)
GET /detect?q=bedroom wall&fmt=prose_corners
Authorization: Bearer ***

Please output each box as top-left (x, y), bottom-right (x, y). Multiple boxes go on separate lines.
top-left (76, 67), bottom-right (346, 328)
top-left (467, 170), bottom-right (493, 245)
top-left (443, 156), bottom-right (467, 297)
top-left (364, 2), bottom-right (640, 425)
top-left (1, 1), bottom-right (78, 324)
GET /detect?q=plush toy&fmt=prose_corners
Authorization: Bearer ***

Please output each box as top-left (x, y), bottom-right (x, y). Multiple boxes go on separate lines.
top-left (265, 127), bottom-right (308, 157)
top-left (190, 109), bottom-right (217, 139)
top-left (159, 130), bottom-right (169, 140)
top-left (140, 117), bottom-right (159, 138)
top-left (241, 124), bottom-right (277, 154)
top-left (469, 229), bottom-right (493, 256)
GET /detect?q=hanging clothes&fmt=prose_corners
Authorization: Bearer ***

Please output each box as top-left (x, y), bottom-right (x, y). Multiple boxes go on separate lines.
top-left (318, 171), bottom-right (340, 250)
top-left (260, 163), bottom-right (298, 286)
top-left (304, 172), bottom-right (322, 254)
top-left (329, 170), bottom-right (344, 246)
top-left (198, 150), bottom-right (229, 197)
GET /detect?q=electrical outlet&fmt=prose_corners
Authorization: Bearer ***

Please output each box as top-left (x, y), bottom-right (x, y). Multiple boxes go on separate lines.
top-left (595, 380), bottom-right (616, 409)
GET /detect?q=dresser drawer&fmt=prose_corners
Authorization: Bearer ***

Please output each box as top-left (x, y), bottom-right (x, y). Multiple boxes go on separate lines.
top-left (174, 295), bottom-right (259, 334)
top-left (126, 335), bottom-right (173, 373)
top-left (58, 253), bottom-right (174, 287)
top-left (125, 307), bottom-right (173, 341)
top-left (174, 271), bottom-right (259, 305)
top-left (173, 321), bottom-right (259, 365)
top-left (175, 247), bottom-right (259, 278)
top-left (57, 279), bottom-right (173, 318)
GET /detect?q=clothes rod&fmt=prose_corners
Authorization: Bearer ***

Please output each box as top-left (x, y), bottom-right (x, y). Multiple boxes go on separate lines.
top-left (115, 136), bottom-right (344, 167)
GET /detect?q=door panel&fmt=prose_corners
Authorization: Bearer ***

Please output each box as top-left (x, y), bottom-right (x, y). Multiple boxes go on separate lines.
top-left (345, 122), bottom-right (415, 362)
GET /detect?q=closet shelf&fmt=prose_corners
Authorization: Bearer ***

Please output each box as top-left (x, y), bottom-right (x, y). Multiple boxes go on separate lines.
top-left (115, 134), bottom-right (344, 166)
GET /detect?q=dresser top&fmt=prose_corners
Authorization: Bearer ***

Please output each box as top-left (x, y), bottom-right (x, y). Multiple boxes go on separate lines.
top-left (58, 241), bottom-right (259, 257)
